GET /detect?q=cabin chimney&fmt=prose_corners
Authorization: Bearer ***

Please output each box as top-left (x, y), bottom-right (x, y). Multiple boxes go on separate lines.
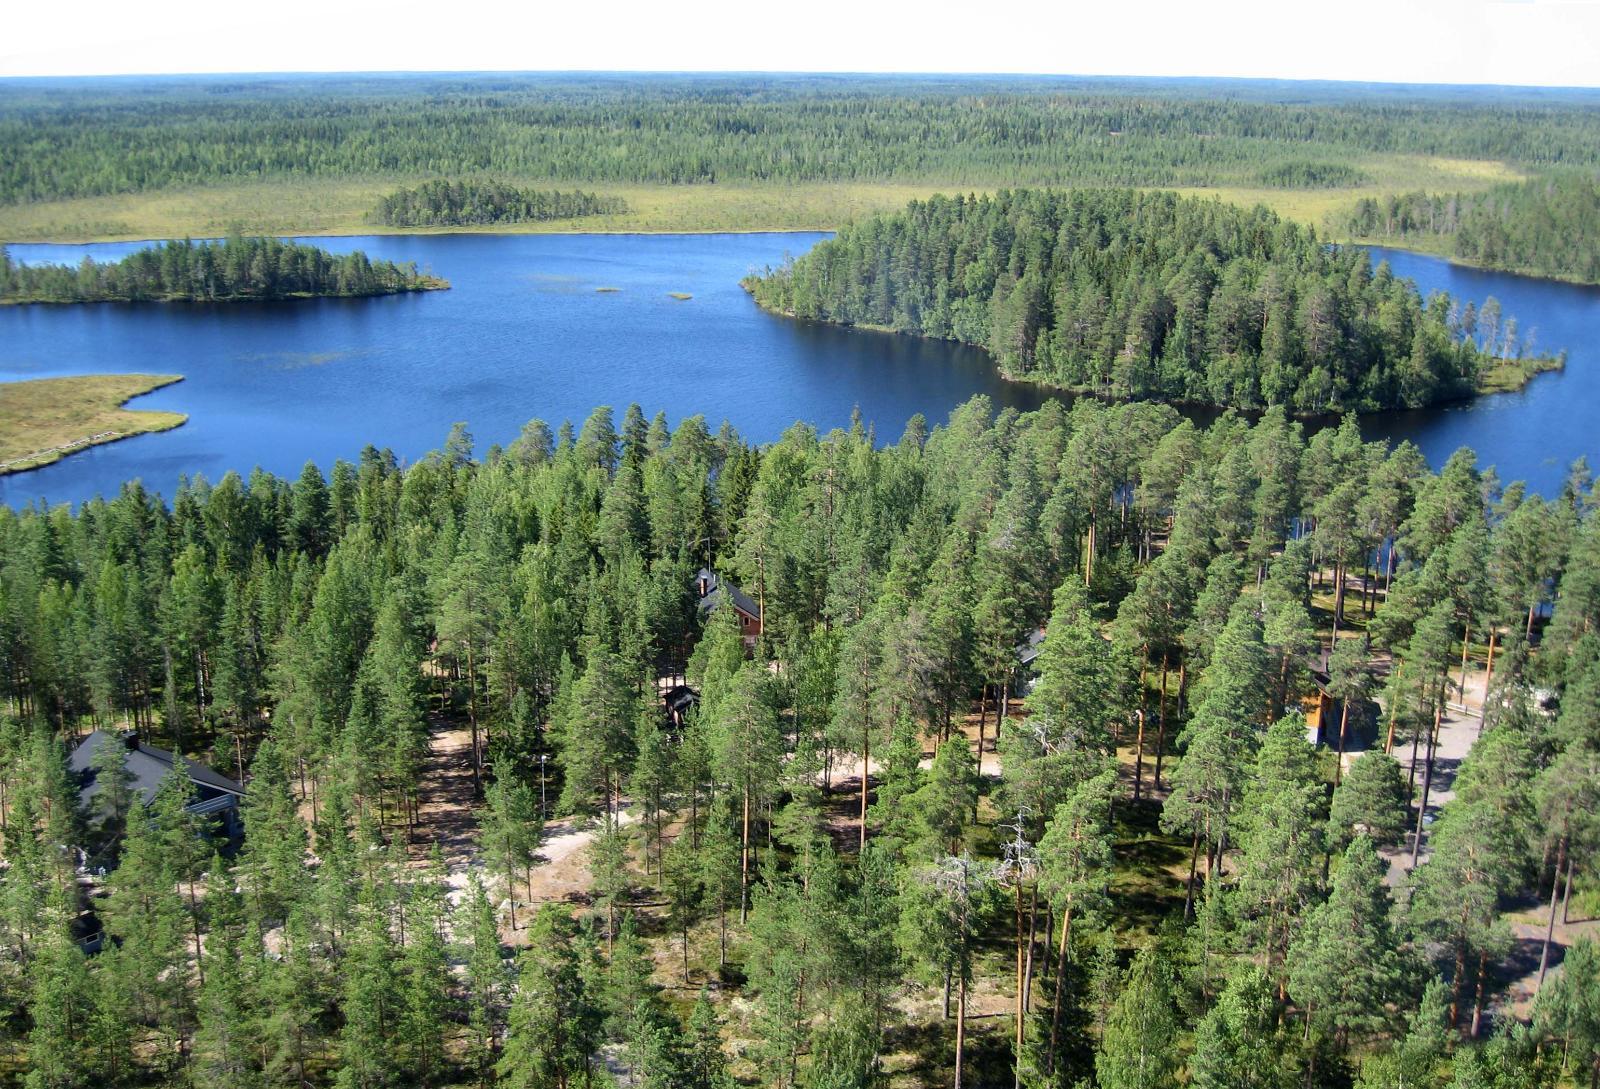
top-left (120, 729), bottom-right (139, 750)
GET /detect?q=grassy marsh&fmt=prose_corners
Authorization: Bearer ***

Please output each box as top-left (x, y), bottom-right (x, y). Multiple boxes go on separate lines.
top-left (0, 374), bottom-right (187, 474)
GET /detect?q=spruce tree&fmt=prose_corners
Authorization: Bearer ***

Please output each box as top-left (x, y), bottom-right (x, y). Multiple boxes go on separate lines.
top-left (1096, 946), bottom-right (1180, 1089)
top-left (462, 874), bottom-right (508, 1084)
top-left (399, 854), bottom-right (453, 1087)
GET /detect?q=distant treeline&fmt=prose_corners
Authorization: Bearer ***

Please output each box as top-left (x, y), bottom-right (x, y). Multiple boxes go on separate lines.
top-left (0, 235), bottom-right (447, 303)
top-left (1337, 173), bottom-right (1600, 283)
top-left (372, 181), bottom-right (628, 227)
top-left (745, 188), bottom-right (1539, 413)
top-left (5, 74), bottom-right (1600, 203)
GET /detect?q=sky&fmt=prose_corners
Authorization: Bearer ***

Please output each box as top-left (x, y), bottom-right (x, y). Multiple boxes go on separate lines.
top-left (4, 0), bottom-right (1600, 87)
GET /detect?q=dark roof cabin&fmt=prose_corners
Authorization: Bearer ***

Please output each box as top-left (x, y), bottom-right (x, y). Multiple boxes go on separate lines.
top-left (1010, 626), bottom-right (1048, 696)
top-left (695, 567), bottom-right (762, 650)
top-left (70, 730), bottom-right (244, 833)
top-left (1015, 627), bottom-right (1047, 669)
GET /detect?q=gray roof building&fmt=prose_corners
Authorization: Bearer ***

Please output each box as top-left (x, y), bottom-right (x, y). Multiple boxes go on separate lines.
top-left (70, 730), bottom-right (244, 822)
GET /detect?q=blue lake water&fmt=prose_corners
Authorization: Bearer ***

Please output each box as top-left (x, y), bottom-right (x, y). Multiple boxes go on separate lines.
top-left (1357, 246), bottom-right (1600, 497)
top-left (1, 233), bottom-right (1596, 505)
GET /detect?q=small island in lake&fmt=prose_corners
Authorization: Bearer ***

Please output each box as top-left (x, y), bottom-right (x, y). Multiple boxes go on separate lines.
top-left (0, 374), bottom-right (187, 474)
top-left (0, 234), bottom-right (448, 304)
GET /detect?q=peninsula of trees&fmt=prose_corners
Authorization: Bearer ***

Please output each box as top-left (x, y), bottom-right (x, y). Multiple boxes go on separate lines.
top-left (2, 396), bottom-right (1598, 1088)
top-left (1337, 172), bottom-right (1600, 284)
top-left (372, 181), bottom-right (628, 227)
top-left (745, 189), bottom-right (1554, 412)
top-left (0, 235), bottom-right (448, 304)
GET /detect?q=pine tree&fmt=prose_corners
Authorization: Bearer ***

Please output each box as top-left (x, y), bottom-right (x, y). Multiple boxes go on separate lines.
top-left (590, 822), bottom-right (630, 954)
top-left (1355, 978), bottom-right (1451, 1089)
top-left (193, 858), bottom-right (263, 1088)
top-left (101, 769), bottom-right (193, 1066)
top-left (697, 795), bottom-right (742, 970)
top-left (335, 876), bottom-right (401, 1089)
top-left (709, 663), bottom-right (782, 920)
top-left (1533, 937), bottom-right (1600, 1088)
top-left (1329, 750), bottom-right (1410, 852)
top-left (1289, 837), bottom-right (1409, 1047)
top-left (1036, 767), bottom-right (1115, 1066)
top-left (684, 990), bottom-right (731, 1089)
top-left (805, 999), bottom-right (881, 1089)
top-left (261, 906), bottom-right (323, 1088)
top-left (1188, 964), bottom-right (1291, 1089)
top-left (482, 773), bottom-right (539, 930)
top-left (499, 906), bottom-right (595, 1089)
top-left (1235, 715), bottom-right (1326, 994)
top-left (831, 608), bottom-right (887, 852)
top-left (85, 942), bottom-right (139, 1086)
top-left (23, 890), bottom-right (93, 1089)
top-left (556, 644), bottom-right (638, 826)
top-left (664, 831), bottom-right (702, 983)
top-left (631, 706), bottom-right (676, 878)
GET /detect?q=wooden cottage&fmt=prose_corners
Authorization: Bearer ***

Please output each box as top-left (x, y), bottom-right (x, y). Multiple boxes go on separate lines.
top-left (695, 567), bottom-right (762, 650)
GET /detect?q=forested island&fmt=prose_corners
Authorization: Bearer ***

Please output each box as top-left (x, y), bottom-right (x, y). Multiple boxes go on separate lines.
top-left (1, 397), bottom-right (1598, 1088)
top-left (1337, 173), bottom-right (1600, 284)
top-left (372, 181), bottom-right (628, 227)
top-left (745, 189), bottom-right (1558, 413)
top-left (0, 234), bottom-right (447, 304)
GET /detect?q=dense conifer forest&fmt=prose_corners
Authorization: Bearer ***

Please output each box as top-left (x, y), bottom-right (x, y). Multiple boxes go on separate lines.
top-left (0, 234), bottom-right (447, 303)
top-left (745, 189), bottom-right (1549, 412)
top-left (4, 74), bottom-right (1600, 204)
top-left (2, 396), bottom-right (1598, 1088)
top-left (372, 182), bottom-right (628, 227)
top-left (1337, 173), bottom-right (1600, 284)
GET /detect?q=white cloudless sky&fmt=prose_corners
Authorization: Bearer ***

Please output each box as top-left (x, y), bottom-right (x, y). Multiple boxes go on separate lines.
top-left (3, 0), bottom-right (1600, 86)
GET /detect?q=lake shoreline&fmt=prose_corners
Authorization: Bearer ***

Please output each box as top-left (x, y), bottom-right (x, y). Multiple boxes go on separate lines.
top-left (11, 220), bottom-right (1580, 292)
top-left (1341, 235), bottom-right (1600, 289)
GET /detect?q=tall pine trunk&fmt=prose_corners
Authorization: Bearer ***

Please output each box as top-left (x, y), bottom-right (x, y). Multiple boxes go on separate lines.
top-left (1539, 830), bottom-right (1568, 990)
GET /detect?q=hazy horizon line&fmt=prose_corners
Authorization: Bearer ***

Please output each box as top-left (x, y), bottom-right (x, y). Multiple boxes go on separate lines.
top-left (4, 68), bottom-right (1600, 94)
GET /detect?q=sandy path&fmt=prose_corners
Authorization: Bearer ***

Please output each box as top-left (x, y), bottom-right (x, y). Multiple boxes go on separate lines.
top-left (409, 713), bottom-right (639, 940)
top-left (410, 717), bottom-right (484, 909)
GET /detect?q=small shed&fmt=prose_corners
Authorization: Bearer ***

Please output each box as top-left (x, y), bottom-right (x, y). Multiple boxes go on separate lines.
top-left (664, 684), bottom-right (699, 728)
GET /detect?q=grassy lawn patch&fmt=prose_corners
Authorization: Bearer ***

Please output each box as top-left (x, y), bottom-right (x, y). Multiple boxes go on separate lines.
top-left (0, 374), bottom-right (187, 474)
